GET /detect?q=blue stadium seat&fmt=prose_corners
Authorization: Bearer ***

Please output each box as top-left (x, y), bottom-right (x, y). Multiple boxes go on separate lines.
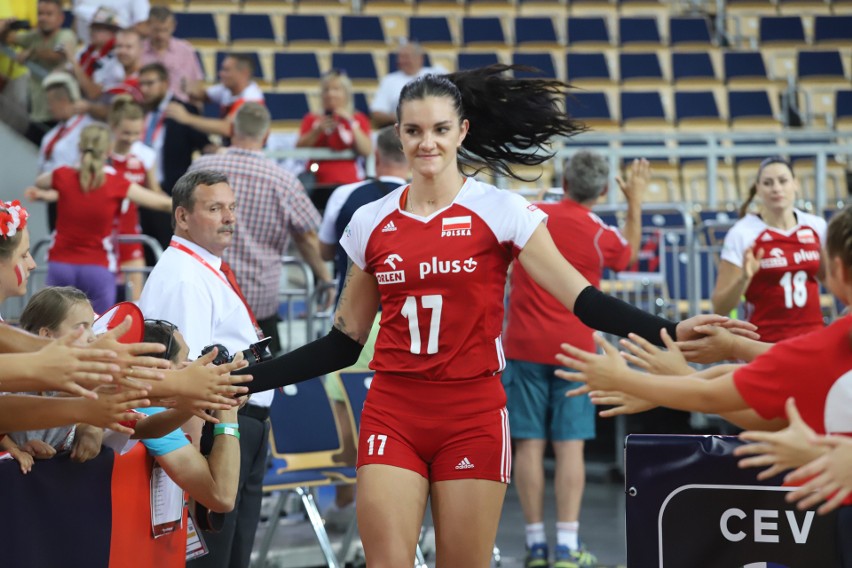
top-left (672, 52), bottom-right (716, 83)
top-left (174, 13), bottom-right (218, 43)
top-left (620, 91), bottom-right (666, 124)
top-left (275, 52), bottom-right (322, 84)
top-left (567, 92), bottom-right (614, 125)
top-left (353, 92), bottom-right (370, 116)
top-left (723, 51), bottom-right (769, 83)
top-left (408, 16), bottom-right (454, 46)
top-left (339, 15), bottom-right (385, 45)
top-left (619, 52), bottom-right (664, 83)
top-left (285, 14), bottom-right (332, 45)
top-left (566, 16), bottom-right (610, 46)
top-left (512, 52), bottom-right (557, 79)
top-left (566, 52), bottom-right (612, 84)
top-left (388, 52), bottom-right (433, 73)
top-left (514, 16), bottom-right (559, 47)
top-left (728, 90), bottom-right (775, 126)
top-left (674, 91), bottom-right (723, 125)
top-left (797, 50), bottom-right (846, 82)
top-left (229, 14), bottom-right (275, 44)
top-left (814, 16), bottom-right (852, 44)
top-left (759, 16), bottom-right (805, 45)
top-left (331, 52), bottom-right (378, 82)
top-left (265, 92), bottom-right (310, 124)
top-left (62, 9), bottom-right (73, 28)
top-left (619, 17), bottom-right (662, 47)
top-left (669, 16), bottom-right (712, 47)
top-left (216, 52), bottom-right (263, 81)
top-left (457, 52), bottom-right (499, 70)
top-left (836, 90), bottom-right (852, 123)
top-left (461, 16), bottom-right (506, 46)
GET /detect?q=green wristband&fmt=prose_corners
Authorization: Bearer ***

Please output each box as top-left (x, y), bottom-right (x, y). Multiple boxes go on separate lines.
top-left (213, 425), bottom-right (240, 440)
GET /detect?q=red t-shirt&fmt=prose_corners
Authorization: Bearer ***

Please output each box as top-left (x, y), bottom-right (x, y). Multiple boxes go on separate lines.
top-left (48, 166), bottom-right (130, 269)
top-left (299, 112), bottom-right (371, 185)
top-left (734, 315), bottom-right (852, 434)
top-left (340, 179), bottom-right (547, 381)
top-left (504, 200), bottom-right (631, 363)
top-left (109, 152), bottom-right (149, 262)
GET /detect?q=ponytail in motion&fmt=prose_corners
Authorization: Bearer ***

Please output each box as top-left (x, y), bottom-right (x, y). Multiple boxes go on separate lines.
top-left (77, 123), bottom-right (110, 191)
top-left (397, 65), bottom-right (586, 180)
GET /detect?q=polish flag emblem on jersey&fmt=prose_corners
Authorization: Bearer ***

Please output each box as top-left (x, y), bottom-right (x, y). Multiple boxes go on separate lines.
top-left (441, 215), bottom-right (472, 237)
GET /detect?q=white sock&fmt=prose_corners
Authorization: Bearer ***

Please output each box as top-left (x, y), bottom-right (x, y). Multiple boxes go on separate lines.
top-left (556, 521), bottom-right (579, 550)
top-left (525, 522), bottom-right (546, 548)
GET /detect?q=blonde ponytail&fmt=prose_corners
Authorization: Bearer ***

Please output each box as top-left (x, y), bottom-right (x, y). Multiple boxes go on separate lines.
top-left (77, 124), bottom-right (110, 191)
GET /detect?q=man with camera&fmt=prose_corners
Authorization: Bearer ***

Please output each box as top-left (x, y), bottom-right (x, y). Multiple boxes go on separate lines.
top-left (138, 168), bottom-right (272, 568)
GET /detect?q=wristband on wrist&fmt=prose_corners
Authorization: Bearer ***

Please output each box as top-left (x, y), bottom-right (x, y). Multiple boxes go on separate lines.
top-left (213, 424), bottom-right (240, 440)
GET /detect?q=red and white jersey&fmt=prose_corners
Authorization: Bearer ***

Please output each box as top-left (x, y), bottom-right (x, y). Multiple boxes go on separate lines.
top-left (341, 178), bottom-right (547, 381)
top-left (720, 211), bottom-right (827, 343)
top-left (109, 142), bottom-right (155, 255)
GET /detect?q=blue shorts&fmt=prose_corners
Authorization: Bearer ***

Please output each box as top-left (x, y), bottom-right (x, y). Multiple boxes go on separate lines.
top-left (502, 360), bottom-right (595, 441)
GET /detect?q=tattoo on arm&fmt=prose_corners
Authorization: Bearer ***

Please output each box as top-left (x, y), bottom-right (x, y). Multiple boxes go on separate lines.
top-left (333, 260), bottom-right (365, 343)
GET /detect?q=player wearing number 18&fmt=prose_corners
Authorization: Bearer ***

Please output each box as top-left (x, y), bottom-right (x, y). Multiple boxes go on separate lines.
top-left (712, 156), bottom-right (826, 343)
top-left (234, 65), bottom-right (756, 567)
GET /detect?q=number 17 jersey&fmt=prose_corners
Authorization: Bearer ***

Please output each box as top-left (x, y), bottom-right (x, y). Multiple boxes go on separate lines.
top-left (341, 178), bottom-right (547, 382)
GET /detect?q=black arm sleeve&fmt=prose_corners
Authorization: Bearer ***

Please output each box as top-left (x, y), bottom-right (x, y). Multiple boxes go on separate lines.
top-left (572, 285), bottom-right (679, 347)
top-left (234, 326), bottom-right (364, 394)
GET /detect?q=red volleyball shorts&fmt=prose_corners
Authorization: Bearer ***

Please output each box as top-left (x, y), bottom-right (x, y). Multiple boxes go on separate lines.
top-left (356, 373), bottom-right (511, 484)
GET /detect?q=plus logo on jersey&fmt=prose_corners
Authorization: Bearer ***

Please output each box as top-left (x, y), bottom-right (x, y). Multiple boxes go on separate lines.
top-left (419, 256), bottom-right (478, 279)
top-left (761, 247), bottom-right (789, 269)
top-left (441, 216), bottom-right (472, 237)
top-left (793, 249), bottom-right (820, 264)
top-left (376, 253), bottom-right (406, 285)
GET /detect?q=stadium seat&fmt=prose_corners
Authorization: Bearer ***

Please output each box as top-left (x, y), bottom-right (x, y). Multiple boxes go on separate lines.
top-left (836, 90), bottom-right (852, 127)
top-left (284, 14), bottom-right (333, 46)
top-left (173, 13), bottom-right (219, 45)
top-left (619, 17), bottom-right (662, 49)
top-left (813, 16), bottom-right (852, 45)
top-left (353, 92), bottom-right (370, 116)
top-left (461, 16), bottom-right (507, 47)
top-left (669, 16), bottom-right (713, 48)
top-left (797, 50), bottom-right (848, 86)
top-left (777, 0), bottom-right (832, 14)
top-left (566, 52), bottom-right (613, 86)
top-left (566, 16), bottom-right (611, 47)
top-left (620, 91), bottom-right (667, 126)
top-left (339, 15), bottom-right (386, 47)
top-left (517, 0), bottom-right (565, 16)
top-left (331, 52), bottom-right (379, 84)
top-left (723, 51), bottom-right (770, 85)
top-left (759, 16), bottom-right (806, 45)
top-left (229, 14), bottom-right (276, 46)
top-left (619, 52), bottom-right (665, 85)
top-left (414, 0), bottom-right (465, 15)
top-left (672, 52), bottom-right (717, 86)
top-left (674, 90), bottom-right (725, 128)
top-left (274, 52), bottom-right (322, 89)
top-left (408, 16), bottom-right (454, 47)
top-left (728, 89), bottom-right (778, 128)
top-left (514, 16), bottom-right (560, 48)
top-left (388, 51), bottom-right (433, 73)
top-left (264, 92), bottom-right (310, 130)
top-left (457, 51), bottom-right (500, 70)
top-left (512, 52), bottom-right (557, 79)
top-left (567, 91), bottom-right (617, 128)
top-left (215, 51), bottom-right (264, 82)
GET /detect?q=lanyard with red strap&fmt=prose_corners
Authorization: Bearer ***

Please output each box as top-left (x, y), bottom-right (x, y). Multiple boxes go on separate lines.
top-left (169, 239), bottom-right (263, 339)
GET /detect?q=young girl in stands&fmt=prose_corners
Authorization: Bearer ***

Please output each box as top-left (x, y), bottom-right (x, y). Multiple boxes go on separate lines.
top-left (24, 123), bottom-right (172, 313)
top-left (0, 287), bottom-right (104, 473)
top-left (108, 95), bottom-right (164, 300)
top-left (233, 65), bottom-right (755, 567)
top-left (556, 204), bottom-right (852, 567)
top-left (711, 156), bottom-right (827, 343)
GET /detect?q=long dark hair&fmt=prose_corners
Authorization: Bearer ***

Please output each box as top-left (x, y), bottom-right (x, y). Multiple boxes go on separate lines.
top-left (397, 65), bottom-right (586, 180)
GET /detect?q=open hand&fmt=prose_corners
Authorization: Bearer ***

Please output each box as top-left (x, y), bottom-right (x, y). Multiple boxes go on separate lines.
top-left (34, 329), bottom-right (120, 398)
top-left (785, 436), bottom-right (852, 515)
top-left (619, 328), bottom-right (691, 375)
top-left (82, 387), bottom-right (151, 435)
top-left (675, 314), bottom-right (759, 342)
top-left (555, 334), bottom-right (628, 392)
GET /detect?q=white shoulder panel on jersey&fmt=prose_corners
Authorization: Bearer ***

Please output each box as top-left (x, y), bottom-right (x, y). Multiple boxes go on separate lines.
top-left (130, 141), bottom-right (157, 171)
top-left (720, 214), bottom-right (766, 267)
top-left (455, 179), bottom-right (547, 249)
top-left (339, 186), bottom-right (407, 269)
top-left (796, 209), bottom-right (828, 244)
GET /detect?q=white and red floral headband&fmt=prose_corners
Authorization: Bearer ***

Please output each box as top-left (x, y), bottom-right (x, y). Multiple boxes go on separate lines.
top-left (0, 200), bottom-right (28, 239)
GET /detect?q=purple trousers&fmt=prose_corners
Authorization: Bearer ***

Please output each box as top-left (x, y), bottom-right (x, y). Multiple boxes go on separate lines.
top-left (46, 262), bottom-right (117, 315)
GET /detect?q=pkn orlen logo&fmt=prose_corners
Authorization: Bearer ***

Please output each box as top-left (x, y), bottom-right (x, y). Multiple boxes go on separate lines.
top-left (376, 253), bottom-right (405, 285)
top-left (441, 215), bottom-right (472, 237)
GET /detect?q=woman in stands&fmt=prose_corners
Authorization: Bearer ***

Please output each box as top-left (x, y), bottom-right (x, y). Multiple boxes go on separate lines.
top-left (107, 96), bottom-right (164, 301)
top-left (295, 69), bottom-right (372, 186)
top-left (24, 123), bottom-right (172, 314)
top-left (711, 156), bottom-right (826, 343)
top-left (233, 65), bottom-right (756, 567)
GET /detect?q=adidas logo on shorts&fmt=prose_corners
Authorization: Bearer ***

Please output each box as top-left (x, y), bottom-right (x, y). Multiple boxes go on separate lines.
top-left (382, 220), bottom-right (397, 233)
top-left (455, 457), bottom-right (475, 470)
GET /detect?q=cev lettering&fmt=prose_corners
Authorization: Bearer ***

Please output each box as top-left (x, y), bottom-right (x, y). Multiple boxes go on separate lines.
top-left (720, 508), bottom-right (814, 544)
